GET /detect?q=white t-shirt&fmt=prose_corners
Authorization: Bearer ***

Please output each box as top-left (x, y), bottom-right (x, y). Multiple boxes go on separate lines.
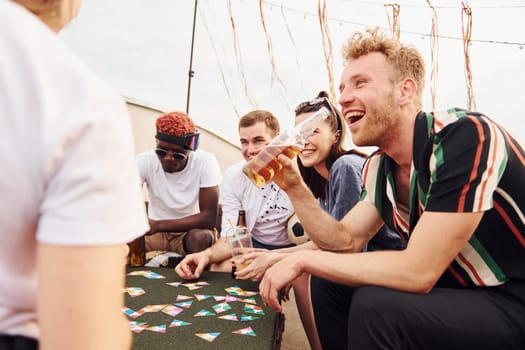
top-left (220, 160), bottom-right (294, 246)
top-left (0, 1), bottom-right (149, 339)
top-left (137, 150), bottom-right (222, 220)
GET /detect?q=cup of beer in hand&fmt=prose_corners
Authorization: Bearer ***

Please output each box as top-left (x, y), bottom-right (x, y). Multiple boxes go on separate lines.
top-left (227, 227), bottom-right (253, 273)
top-left (242, 106), bottom-right (330, 187)
top-left (242, 142), bottom-right (301, 187)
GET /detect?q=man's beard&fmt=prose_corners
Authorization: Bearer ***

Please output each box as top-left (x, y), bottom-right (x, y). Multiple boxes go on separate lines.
top-left (353, 91), bottom-right (397, 148)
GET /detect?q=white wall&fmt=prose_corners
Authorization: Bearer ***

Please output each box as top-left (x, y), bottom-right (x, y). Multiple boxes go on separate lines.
top-left (126, 100), bottom-right (242, 173)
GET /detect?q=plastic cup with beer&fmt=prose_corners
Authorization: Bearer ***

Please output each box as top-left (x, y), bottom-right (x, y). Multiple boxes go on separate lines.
top-left (242, 106), bottom-right (331, 187)
top-left (227, 226), bottom-right (253, 272)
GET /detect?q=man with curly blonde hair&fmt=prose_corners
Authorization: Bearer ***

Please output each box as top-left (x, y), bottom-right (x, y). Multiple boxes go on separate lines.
top-left (137, 111), bottom-right (222, 257)
top-left (259, 28), bottom-right (525, 349)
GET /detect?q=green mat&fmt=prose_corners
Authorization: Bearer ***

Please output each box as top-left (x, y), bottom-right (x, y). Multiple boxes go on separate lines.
top-left (125, 267), bottom-right (284, 350)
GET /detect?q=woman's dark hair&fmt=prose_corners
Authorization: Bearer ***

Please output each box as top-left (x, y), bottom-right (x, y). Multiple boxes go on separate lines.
top-left (294, 91), bottom-right (367, 200)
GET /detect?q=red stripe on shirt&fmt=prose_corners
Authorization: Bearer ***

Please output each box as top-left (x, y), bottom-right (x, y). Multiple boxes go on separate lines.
top-left (457, 252), bottom-right (485, 286)
top-left (495, 121), bottom-right (525, 167)
top-left (392, 209), bottom-right (408, 242)
top-left (494, 201), bottom-right (525, 248)
top-left (458, 116), bottom-right (485, 212)
top-left (507, 138), bottom-right (525, 166)
top-left (362, 159), bottom-right (371, 187)
top-left (476, 120), bottom-right (498, 211)
top-left (447, 265), bottom-right (467, 287)
top-left (434, 117), bottom-right (444, 131)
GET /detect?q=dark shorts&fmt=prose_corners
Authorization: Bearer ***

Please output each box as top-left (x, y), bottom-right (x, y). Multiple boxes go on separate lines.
top-left (0, 335), bottom-right (38, 350)
top-left (251, 238), bottom-right (295, 250)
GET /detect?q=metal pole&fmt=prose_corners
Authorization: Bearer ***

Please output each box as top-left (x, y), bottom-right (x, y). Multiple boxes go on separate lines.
top-left (185, 0), bottom-right (198, 114)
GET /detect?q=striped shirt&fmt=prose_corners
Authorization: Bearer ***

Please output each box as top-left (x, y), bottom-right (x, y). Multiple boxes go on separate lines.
top-left (361, 108), bottom-right (525, 287)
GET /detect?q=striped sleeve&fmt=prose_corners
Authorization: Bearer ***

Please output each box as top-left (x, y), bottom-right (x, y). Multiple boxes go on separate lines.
top-left (426, 115), bottom-right (508, 213)
top-left (361, 153), bottom-right (384, 207)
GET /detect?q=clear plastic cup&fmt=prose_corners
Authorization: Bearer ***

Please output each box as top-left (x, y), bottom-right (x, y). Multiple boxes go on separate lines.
top-left (226, 227), bottom-right (253, 272)
top-left (243, 106), bottom-right (330, 187)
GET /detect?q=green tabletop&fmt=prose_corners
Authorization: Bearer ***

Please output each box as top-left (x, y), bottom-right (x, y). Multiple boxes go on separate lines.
top-left (125, 267), bottom-right (284, 350)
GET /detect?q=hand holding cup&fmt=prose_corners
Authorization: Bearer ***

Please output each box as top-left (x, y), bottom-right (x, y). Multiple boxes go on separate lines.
top-left (227, 227), bottom-right (253, 273)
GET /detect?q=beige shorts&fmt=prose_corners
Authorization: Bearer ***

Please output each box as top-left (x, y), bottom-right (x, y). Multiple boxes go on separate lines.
top-left (145, 228), bottom-right (217, 255)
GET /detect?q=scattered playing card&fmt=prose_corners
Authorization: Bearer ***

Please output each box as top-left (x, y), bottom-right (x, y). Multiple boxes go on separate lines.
top-left (143, 271), bottom-right (166, 279)
top-left (218, 313), bottom-right (238, 321)
top-left (195, 332), bottom-right (220, 342)
top-left (128, 321), bottom-right (148, 333)
top-left (174, 300), bottom-right (193, 309)
top-left (126, 270), bottom-right (148, 276)
top-left (225, 295), bottom-right (241, 302)
top-left (176, 294), bottom-right (193, 301)
top-left (166, 282), bottom-right (182, 287)
top-left (241, 290), bottom-right (258, 297)
top-left (127, 270), bottom-right (166, 279)
top-left (244, 304), bottom-right (265, 315)
top-left (193, 309), bottom-right (215, 317)
top-left (240, 314), bottom-right (260, 322)
top-left (123, 287), bottom-right (146, 297)
top-left (161, 305), bottom-right (183, 317)
top-left (122, 307), bottom-right (142, 319)
top-left (224, 286), bottom-right (243, 296)
top-left (145, 325), bottom-right (167, 333)
top-left (181, 281), bottom-right (210, 290)
top-left (181, 283), bottom-right (204, 291)
top-left (225, 285), bottom-right (259, 297)
top-left (212, 302), bottom-right (232, 314)
top-left (242, 297), bottom-right (257, 304)
top-left (140, 304), bottom-right (168, 313)
top-left (169, 319), bottom-right (192, 327)
top-left (232, 326), bottom-right (256, 336)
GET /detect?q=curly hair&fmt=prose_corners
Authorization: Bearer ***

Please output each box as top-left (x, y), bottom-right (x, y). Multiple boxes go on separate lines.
top-left (342, 27), bottom-right (426, 108)
top-left (156, 111), bottom-right (196, 136)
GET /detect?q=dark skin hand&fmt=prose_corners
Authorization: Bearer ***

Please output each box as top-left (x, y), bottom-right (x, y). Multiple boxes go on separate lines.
top-left (146, 186), bottom-right (219, 234)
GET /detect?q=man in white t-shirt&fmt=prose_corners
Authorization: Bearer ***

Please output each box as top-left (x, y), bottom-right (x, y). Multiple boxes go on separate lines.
top-left (176, 110), bottom-right (295, 279)
top-left (220, 110), bottom-right (295, 249)
top-left (0, 1), bottom-right (149, 349)
top-left (137, 111), bottom-right (222, 256)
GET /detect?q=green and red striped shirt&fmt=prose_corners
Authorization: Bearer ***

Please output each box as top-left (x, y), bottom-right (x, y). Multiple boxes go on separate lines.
top-left (361, 108), bottom-right (525, 287)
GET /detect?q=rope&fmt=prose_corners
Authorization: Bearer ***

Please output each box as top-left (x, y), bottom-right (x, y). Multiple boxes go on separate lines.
top-left (461, 1), bottom-right (476, 110)
top-left (280, 3), bottom-right (308, 98)
top-left (227, 0), bottom-right (258, 109)
top-left (426, 0), bottom-right (439, 113)
top-left (198, 0), bottom-right (241, 118)
top-left (258, 0), bottom-right (289, 110)
top-left (384, 3), bottom-right (401, 39)
top-left (256, 0), bottom-right (524, 47)
top-left (317, 0), bottom-right (337, 105)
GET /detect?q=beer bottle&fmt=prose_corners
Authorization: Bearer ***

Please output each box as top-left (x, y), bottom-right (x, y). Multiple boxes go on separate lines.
top-left (232, 209), bottom-right (247, 277)
top-left (128, 235), bottom-right (146, 267)
top-left (237, 209), bottom-right (247, 228)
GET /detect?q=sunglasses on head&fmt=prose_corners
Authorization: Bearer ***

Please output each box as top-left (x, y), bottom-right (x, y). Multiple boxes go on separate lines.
top-left (295, 96), bottom-right (342, 130)
top-left (155, 148), bottom-right (188, 160)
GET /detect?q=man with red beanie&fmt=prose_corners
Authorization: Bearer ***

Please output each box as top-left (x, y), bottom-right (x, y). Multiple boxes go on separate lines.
top-left (137, 111), bottom-right (222, 258)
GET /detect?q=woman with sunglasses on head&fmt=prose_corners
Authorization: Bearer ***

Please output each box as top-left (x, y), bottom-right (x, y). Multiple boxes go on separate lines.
top-left (293, 91), bottom-right (404, 252)
top-left (236, 91), bottom-right (404, 350)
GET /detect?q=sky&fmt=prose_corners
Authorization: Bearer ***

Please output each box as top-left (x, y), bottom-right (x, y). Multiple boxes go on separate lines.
top-left (59, 0), bottom-right (525, 146)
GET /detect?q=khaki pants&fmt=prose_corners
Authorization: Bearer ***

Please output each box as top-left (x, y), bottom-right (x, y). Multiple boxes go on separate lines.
top-left (145, 228), bottom-right (217, 255)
